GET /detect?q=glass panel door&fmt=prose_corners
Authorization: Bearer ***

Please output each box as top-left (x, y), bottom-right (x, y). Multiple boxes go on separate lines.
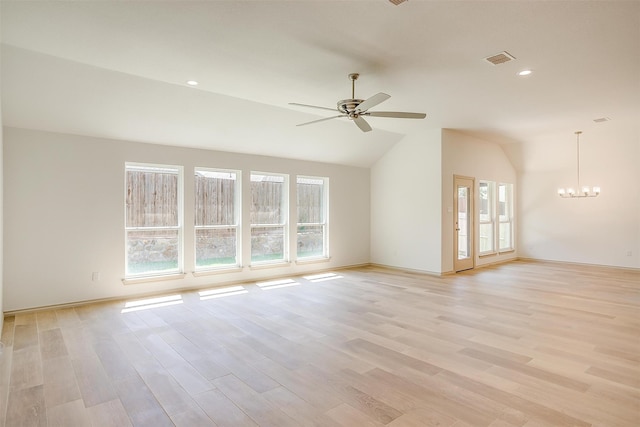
top-left (454, 176), bottom-right (475, 272)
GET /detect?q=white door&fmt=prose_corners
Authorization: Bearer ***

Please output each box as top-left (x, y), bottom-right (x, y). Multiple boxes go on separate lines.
top-left (454, 176), bottom-right (475, 272)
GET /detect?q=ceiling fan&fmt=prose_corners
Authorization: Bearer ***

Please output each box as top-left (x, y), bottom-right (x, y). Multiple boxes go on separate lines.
top-left (289, 73), bottom-right (426, 133)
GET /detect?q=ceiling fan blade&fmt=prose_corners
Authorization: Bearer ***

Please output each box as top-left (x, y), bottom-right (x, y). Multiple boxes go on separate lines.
top-left (356, 92), bottom-right (390, 112)
top-left (289, 102), bottom-right (337, 112)
top-left (367, 111), bottom-right (427, 119)
top-left (353, 116), bottom-right (372, 132)
top-left (296, 115), bottom-right (345, 127)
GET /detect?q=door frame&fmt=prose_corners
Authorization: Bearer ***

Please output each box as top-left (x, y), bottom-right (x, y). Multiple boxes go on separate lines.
top-left (453, 175), bottom-right (475, 272)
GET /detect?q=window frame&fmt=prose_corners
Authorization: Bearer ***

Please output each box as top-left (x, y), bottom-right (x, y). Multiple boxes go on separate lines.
top-left (296, 175), bottom-right (329, 261)
top-left (124, 162), bottom-right (184, 278)
top-left (249, 171), bottom-right (289, 265)
top-left (194, 167), bottom-right (241, 271)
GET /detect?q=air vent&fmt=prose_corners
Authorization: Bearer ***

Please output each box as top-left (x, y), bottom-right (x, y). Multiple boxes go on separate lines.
top-left (593, 117), bottom-right (611, 123)
top-left (388, 0), bottom-right (408, 5)
top-left (484, 51), bottom-right (516, 65)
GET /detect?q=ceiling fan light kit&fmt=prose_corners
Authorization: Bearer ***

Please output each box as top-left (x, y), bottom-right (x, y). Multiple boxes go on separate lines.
top-left (557, 131), bottom-right (600, 198)
top-left (290, 73), bottom-right (426, 133)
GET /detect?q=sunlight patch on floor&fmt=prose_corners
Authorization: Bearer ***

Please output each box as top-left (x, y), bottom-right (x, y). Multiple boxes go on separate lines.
top-left (304, 272), bottom-right (343, 283)
top-left (199, 285), bottom-right (248, 300)
top-left (121, 294), bottom-right (183, 313)
top-left (256, 278), bottom-right (300, 290)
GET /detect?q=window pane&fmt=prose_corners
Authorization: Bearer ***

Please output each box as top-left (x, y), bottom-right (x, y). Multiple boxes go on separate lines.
top-left (195, 228), bottom-right (237, 267)
top-left (251, 226), bottom-right (284, 262)
top-left (297, 178), bottom-right (324, 223)
top-left (457, 187), bottom-right (469, 259)
top-left (195, 170), bottom-right (236, 226)
top-left (297, 225), bottom-right (325, 258)
top-left (251, 175), bottom-right (284, 224)
top-left (479, 223), bottom-right (494, 253)
top-left (498, 184), bottom-right (509, 221)
top-left (479, 182), bottom-right (491, 222)
top-left (126, 168), bottom-right (178, 227)
top-left (127, 229), bottom-right (179, 275)
top-left (499, 222), bottom-right (512, 250)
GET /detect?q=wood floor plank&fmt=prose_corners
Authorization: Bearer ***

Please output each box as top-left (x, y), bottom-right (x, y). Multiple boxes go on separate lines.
top-left (71, 355), bottom-right (118, 408)
top-left (193, 388), bottom-right (258, 427)
top-left (87, 399), bottom-right (134, 427)
top-left (1, 260), bottom-right (638, 426)
top-left (167, 363), bottom-right (215, 396)
top-left (325, 403), bottom-right (385, 427)
top-left (458, 347), bottom-right (590, 392)
top-left (5, 384), bottom-right (46, 427)
top-left (39, 328), bottom-right (68, 360)
top-left (42, 355), bottom-right (82, 408)
top-left (137, 369), bottom-right (200, 416)
top-left (212, 374), bottom-right (299, 427)
top-left (113, 374), bottom-right (174, 427)
top-left (170, 404), bottom-right (217, 427)
top-left (36, 310), bottom-right (59, 332)
top-left (46, 398), bottom-right (92, 426)
top-left (387, 407), bottom-right (457, 427)
top-left (261, 386), bottom-right (344, 427)
top-left (9, 346), bottom-right (43, 390)
top-left (13, 324), bottom-right (39, 351)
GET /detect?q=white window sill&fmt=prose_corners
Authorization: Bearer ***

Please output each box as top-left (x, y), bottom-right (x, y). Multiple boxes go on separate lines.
top-left (479, 252), bottom-right (497, 258)
top-left (122, 273), bottom-right (187, 285)
top-left (192, 266), bottom-right (244, 277)
top-left (296, 256), bottom-right (331, 265)
top-left (249, 261), bottom-right (291, 271)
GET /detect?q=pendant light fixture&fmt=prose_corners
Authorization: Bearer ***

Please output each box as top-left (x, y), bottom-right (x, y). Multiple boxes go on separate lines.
top-left (557, 131), bottom-right (600, 198)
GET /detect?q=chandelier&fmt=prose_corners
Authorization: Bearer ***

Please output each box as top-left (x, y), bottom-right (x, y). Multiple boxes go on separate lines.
top-left (557, 131), bottom-right (600, 198)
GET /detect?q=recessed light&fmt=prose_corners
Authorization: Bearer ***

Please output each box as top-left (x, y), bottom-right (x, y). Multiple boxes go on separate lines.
top-left (186, 80), bottom-right (199, 86)
top-left (517, 70), bottom-right (532, 76)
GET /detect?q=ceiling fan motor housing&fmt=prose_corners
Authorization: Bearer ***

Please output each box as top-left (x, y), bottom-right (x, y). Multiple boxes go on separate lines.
top-left (337, 99), bottom-right (364, 116)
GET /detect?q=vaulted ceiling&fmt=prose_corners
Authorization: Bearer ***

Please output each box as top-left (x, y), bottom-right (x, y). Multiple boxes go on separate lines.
top-left (2, 1), bottom-right (639, 167)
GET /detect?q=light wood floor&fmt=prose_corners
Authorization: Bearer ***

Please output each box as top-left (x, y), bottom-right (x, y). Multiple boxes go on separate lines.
top-left (0, 260), bottom-right (638, 426)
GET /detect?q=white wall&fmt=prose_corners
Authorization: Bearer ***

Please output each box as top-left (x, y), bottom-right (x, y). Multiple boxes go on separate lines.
top-left (370, 129), bottom-right (443, 274)
top-left (441, 129), bottom-right (518, 273)
top-left (0, 14), bottom-right (3, 333)
top-left (3, 127), bottom-right (371, 312)
top-left (508, 124), bottom-right (640, 268)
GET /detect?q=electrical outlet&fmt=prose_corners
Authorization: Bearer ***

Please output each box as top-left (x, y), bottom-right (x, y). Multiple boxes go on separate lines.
top-left (626, 251), bottom-right (633, 257)
top-left (92, 272), bottom-right (101, 281)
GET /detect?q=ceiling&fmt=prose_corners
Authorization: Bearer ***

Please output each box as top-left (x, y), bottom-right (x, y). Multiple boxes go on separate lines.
top-left (1, 1), bottom-right (639, 167)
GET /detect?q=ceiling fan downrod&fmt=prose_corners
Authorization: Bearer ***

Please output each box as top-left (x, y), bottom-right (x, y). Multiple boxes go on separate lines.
top-left (349, 73), bottom-right (359, 99)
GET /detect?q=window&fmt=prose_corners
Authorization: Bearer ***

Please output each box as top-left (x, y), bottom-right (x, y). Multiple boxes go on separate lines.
top-left (194, 169), bottom-right (240, 270)
top-left (479, 181), bottom-right (494, 255)
top-left (250, 172), bottom-right (288, 264)
top-left (478, 181), bottom-right (514, 255)
top-left (297, 176), bottom-right (328, 259)
top-left (498, 183), bottom-right (514, 251)
top-left (125, 163), bottom-right (183, 276)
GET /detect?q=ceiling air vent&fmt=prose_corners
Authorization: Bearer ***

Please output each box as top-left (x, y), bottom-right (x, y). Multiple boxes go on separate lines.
top-left (593, 117), bottom-right (611, 123)
top-left (484, 51), bottom-right (516, 65)
top-left (388, 0), bottom-right (408, 5)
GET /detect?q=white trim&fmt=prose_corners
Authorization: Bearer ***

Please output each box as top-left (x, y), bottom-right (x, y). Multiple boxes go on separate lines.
top-left (122, 273), bottom-right (187, 285)
top-left (296, 256), bottom-right (331, 265)
top-left (249, 261), bottom-right (291, 270)
top-left (192, 266), bottom-right (244, 277)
